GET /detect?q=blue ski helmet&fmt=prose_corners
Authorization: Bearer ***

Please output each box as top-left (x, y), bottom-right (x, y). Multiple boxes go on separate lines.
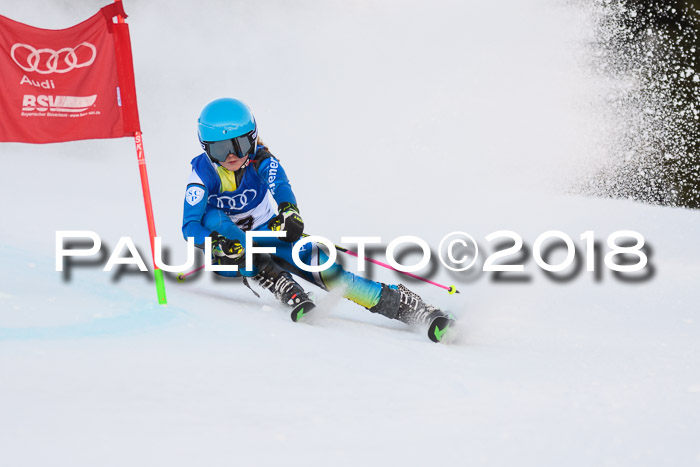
top-left (197, 98), bottom-right (258, 163)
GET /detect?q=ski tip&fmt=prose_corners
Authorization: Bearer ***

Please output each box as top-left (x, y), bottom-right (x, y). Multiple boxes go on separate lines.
top-left (428, 316), bottom-right (455, 343)
top-left (291, 301), bottom-right (316, 322)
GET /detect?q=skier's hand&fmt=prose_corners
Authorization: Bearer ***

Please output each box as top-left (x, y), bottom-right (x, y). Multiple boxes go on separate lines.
top-left (210, 231), bottom-right (245, 266)
top-left (268, 202), bottom-right (304, 243)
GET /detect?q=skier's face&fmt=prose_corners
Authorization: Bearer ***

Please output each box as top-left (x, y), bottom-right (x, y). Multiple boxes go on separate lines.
top-left (220, 153), bottom-right (248, 171)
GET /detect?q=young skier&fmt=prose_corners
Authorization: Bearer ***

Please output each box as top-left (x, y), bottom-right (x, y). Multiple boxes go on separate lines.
top-left (182, 97), bottom-right (453, 341)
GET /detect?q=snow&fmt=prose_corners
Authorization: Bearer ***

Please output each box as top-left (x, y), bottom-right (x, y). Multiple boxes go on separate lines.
top-left (1, 0), bottom-right (700, 466)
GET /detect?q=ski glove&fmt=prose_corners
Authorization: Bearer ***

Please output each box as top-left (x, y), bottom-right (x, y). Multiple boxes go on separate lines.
top-left (210, 231), bottom-right (245, 266)
top-left (268, 202), bottom-right (304, 243)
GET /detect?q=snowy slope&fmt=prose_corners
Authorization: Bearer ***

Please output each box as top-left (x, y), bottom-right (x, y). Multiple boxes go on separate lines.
top-left (1, 1), bottom-right (700, 466)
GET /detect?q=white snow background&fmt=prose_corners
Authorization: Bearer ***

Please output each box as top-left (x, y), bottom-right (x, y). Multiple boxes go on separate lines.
top-left (1, 0), bottom-right (699, 466)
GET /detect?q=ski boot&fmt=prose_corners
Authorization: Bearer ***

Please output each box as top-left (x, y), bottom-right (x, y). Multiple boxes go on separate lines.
top-left (369, 284), bottom-right (455, 343)
top-left (252, 254), bottom-right (315, 322)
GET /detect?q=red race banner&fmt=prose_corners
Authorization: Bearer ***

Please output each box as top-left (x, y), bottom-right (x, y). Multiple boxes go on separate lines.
top-left (0, 2), bottom-right (140, 143)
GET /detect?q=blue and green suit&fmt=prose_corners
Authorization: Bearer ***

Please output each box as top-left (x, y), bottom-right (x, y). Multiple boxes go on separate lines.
top-left (182, 147), bottom-right (383, 309)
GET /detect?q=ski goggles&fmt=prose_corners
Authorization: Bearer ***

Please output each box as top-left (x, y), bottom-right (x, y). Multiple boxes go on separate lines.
top-left (203, 130), bottom-right (257, 162)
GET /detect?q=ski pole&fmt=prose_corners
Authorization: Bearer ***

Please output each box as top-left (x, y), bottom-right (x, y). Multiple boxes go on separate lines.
top-left (177, 264), bottom-right (204, 282)
top-left (329, 241), bottom-right (459, 294)
top-left (298, 235), bottom-right (459, 294)
top-left (176, 235), bottom-right (460, 294)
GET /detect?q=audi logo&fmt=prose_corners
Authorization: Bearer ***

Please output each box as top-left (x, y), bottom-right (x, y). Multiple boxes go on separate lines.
top-left (212, 189), bottom-right (258, 210)
top-left (10, 42), bottom-right (97, 75)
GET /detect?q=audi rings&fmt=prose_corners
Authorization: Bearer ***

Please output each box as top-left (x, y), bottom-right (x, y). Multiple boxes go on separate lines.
top-left (215, 189), bottom-right (257, 210)
top-left (10, 42), bottom-right (97, 74)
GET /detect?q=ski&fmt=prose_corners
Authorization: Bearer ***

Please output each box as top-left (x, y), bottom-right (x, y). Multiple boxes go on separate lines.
top-left (290, 300), bottom-right (316, 322)
top-left (427, 315), bottom-right (456, 343)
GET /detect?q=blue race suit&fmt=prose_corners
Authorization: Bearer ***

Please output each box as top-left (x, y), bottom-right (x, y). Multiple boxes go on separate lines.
top-left (181, 147), bottom-right (383, 309)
